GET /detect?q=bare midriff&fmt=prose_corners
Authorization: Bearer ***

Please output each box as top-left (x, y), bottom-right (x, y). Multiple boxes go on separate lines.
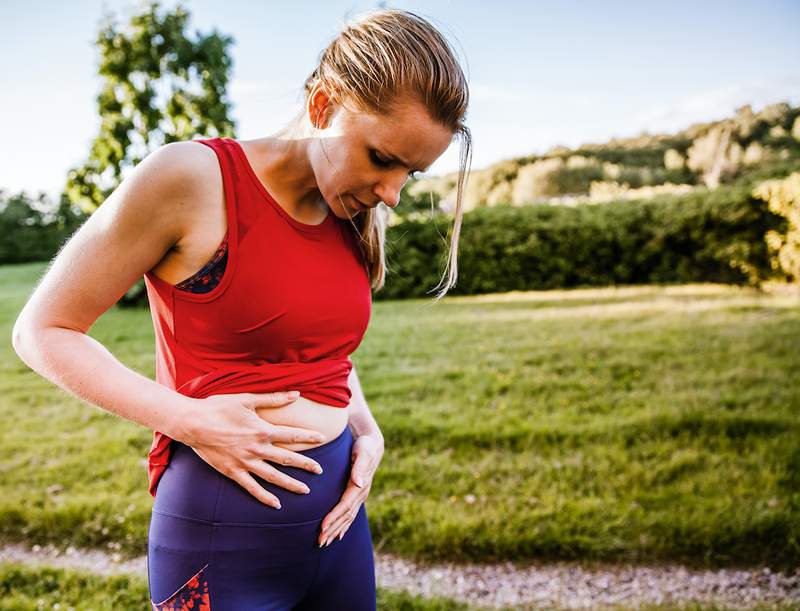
top-left (255, 394), bottom-right (351, 452)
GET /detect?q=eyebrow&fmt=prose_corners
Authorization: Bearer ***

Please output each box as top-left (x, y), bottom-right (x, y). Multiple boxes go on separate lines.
top-left (379, 149), bottom-right (430, 173)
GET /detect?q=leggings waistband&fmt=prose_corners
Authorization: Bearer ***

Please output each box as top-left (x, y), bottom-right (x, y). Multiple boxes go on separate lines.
top-left (152, 425), bottom-right (354, 526)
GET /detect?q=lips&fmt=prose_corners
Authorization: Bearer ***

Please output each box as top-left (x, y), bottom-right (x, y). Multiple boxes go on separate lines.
top-left (351, 195), bottom-right (369, 211)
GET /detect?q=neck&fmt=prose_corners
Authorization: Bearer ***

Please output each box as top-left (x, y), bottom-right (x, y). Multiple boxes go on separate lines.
top-left (249, 134), bottom-right (327, 220)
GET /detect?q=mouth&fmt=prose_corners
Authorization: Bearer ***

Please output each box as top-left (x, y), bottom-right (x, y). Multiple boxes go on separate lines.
top-left (350, 195), bottom-right (369, 212)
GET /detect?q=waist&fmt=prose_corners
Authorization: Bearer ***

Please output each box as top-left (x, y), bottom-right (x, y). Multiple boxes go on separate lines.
top-left (257, 395), bottom-right (351, 452)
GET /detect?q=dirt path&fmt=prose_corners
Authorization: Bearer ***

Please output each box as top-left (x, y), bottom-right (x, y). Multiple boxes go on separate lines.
top-left (1, 542), bottom-right (798, 609)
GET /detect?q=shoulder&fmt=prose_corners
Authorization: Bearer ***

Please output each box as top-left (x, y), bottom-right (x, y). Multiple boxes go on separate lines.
top-left (151, 140), bottom-right (222, 188)
top-left (75, 140), bottom-right (229, 265)
top-left (142, 140), bottom-right (226, 227)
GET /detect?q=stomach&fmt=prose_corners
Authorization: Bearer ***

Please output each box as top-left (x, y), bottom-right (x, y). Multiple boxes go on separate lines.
top-left (254, 395), bottom-right (351, 452)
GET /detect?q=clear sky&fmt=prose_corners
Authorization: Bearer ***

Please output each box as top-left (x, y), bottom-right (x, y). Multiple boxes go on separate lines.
top-left (1, 0), bottom-right (798, 202)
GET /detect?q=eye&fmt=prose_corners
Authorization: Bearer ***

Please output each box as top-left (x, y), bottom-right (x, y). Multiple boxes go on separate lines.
top-left (370, 149), bottom-right (418, 179)
top-left (369, 150), bottom-right (392, 168)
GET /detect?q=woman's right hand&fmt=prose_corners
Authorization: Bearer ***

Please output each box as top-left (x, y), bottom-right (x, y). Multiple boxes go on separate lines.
top-left (182, 391), bottom-right (326, 509)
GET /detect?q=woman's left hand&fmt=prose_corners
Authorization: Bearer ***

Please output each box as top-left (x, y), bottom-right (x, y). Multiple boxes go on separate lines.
top-left (318, 431), bottom-right (384, 547)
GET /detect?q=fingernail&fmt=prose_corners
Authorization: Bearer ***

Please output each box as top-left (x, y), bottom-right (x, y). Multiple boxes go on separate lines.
top-left (274, 501), bottom-right (281, 509)
top-left (314, 466), bottom-right (323, 474)
top-left (300, 485), bottom-right (310, 494)
top-left (338, 532), bottom-right (344, 541)
top-left (288, 391), bottom-right (300, 398)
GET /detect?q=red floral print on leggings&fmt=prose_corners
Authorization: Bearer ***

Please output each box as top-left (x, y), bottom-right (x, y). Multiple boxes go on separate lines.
top-left (151, 564), bottom-right (211, 610)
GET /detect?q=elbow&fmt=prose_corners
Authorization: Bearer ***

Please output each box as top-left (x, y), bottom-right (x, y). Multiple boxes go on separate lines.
top-left (11, 316), bottom-right (32, 362)
top-left (11, 312), bottom-right (45, 365)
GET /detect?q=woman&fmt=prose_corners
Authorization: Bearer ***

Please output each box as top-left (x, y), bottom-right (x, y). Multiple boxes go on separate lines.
top-left (12, 8), bottom-right (470, 610)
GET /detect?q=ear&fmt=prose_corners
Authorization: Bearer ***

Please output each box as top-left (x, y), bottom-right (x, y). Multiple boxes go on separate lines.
top-left (307, 82), bottom-right (338, 129)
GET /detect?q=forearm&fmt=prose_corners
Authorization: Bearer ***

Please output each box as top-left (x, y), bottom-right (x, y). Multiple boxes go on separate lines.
top-left (12, 324), bottom-right (196, 443)
top-left (347, 365), bottom-right (384, 446)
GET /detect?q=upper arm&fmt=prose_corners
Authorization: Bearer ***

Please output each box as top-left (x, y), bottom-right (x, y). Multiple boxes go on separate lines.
top-left (13, 141), bottom-right (209, 337)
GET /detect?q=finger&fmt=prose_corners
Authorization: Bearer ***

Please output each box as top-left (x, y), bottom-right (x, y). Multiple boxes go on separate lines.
top-left (320, 489), bottom-right (361, 532)
top-left (333, 517), bottom-right (355, 543)
top-left (232, 470), bottom-right (282, 508)
top-left (351, 448), bottom-right (378, 486)
top-left (350, 459), bottom-right (370, 488)
top-left (320, 514), bottom-right (349, 546)
top-left (323, 507), bottom-right (354, 538)
top-left (320, 504), bottom-right (360, 545)
top-left (268, 423), bottom-right (327, 445)
top-left (322, 517), bottom-right (351, 546)
top-left (248, 460), bottom-right (312, 496)
top-left (263, 445), bottom-right (324, 474)
top-left (244, 391), bottom-right (302, 409)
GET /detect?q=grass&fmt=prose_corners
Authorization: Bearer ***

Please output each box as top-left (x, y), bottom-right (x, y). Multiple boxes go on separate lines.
top-left (1, 262), bottom-right (798, 570)
top-left (0, 561), bottom-right (479, 610)
top-left (1, 562), bottom-right (796, 611)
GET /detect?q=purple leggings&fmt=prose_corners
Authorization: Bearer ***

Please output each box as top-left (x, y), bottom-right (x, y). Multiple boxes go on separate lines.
top-left (147, 425), bottom-right (376, 610)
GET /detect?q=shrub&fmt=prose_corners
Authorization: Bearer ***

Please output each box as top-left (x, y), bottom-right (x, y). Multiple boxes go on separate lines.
top-left (377, 184), bottom-right (784, 300)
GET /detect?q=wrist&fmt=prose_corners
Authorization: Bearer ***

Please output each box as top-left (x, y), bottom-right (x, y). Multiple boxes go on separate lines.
top-left (164, 395), bottom-right (202, 446)
top-left (350, 424), bottom-right (384, 448)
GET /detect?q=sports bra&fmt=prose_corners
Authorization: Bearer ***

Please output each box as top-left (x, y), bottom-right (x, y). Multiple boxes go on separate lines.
top-left (143, 137), bottom-right (372, 497)
top-left (174, 234), bottom-right (229, 294)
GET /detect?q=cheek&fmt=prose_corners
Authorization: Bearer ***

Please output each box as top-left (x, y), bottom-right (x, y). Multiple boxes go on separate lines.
top-left (313, 146), bottom-right (368, 199)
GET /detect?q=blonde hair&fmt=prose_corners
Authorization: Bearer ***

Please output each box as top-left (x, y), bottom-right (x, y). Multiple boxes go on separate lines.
top-left (281, 8), bottom-right (471, 301)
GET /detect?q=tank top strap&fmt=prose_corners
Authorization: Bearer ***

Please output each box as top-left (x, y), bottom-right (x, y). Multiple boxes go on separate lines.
top-left (194, 137), bottom-right (263, 251)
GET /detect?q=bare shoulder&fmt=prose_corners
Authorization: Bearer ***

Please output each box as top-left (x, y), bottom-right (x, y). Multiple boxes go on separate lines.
top-left (92, 140), bottom-right (222, 233)
top-left (125, 138), bottom-right (229, 270)
top-left (146, 140), bottom-right (229, 284)
top-left (147, 140), bottom-right (222, 214)
top-left (161, 139), bottom-right (221, 181)
top-left (82, 139), bottom-right (225, 254)
top-left (11, 139), bottom-right (226, 335)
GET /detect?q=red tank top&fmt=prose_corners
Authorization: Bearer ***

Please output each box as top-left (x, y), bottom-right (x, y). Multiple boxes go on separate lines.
top-left (143, 137), bottom-right (372, 497)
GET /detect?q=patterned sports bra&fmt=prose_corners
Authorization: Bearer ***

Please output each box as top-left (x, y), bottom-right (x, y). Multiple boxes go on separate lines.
top-left (173, 233), bottom-right (229, 293)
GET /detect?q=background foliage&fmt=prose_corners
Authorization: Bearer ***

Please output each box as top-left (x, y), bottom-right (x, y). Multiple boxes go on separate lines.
top-left (1, 0), bottom-right (798, 305)
top-left (64, 1), bottom-right (236, 215)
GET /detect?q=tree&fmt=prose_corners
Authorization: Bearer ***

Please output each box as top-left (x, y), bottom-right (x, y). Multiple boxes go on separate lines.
top-left (64, 1), bottom-right (237, 214)
top-left (0, 190), bottom-right (87, 264)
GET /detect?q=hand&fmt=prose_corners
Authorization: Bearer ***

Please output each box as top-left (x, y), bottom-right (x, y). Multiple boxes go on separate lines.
top-left (183, 391), bottom-right (327, 509)
top-left (318, 431), bottom-right (384, 547)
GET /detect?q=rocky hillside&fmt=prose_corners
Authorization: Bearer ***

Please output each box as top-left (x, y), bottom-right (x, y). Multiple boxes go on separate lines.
top-left (407, 102), bottom-right (800, 212)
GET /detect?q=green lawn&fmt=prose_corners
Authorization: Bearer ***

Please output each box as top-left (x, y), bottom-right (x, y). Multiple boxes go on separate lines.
top-left (6, 564), bottom-right (796, 611)
top-left (0, 561), bottom-right (478, 610)
top-left (1, 262), bottom-right (798, 570)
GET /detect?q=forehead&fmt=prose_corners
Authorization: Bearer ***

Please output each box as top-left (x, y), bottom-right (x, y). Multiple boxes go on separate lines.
top-left (345, 100), bottom-right (453, 165)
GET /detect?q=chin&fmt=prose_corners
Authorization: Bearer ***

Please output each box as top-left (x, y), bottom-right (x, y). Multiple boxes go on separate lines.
top-left (329, 193), bottom-right (364, 219)
top-left (328, 201), bottom-right (359, 220)
top-left (332, 208), bottom-right (358, 220)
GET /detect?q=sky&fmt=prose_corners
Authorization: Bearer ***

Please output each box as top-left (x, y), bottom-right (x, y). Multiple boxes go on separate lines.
top-left (1, 0), bottom-right (799, 203)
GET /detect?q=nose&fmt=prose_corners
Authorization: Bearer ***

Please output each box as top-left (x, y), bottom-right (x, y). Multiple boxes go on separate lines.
top-left (373, 173), bottom-right (409, 209)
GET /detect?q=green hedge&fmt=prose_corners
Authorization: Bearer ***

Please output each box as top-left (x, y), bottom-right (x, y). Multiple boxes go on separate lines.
top-left (377, 183), bottom-right (786, 300)
top-left (5, 183), bottom-right (787, 305)
top-left (0, 192), bottom-right (87, 265)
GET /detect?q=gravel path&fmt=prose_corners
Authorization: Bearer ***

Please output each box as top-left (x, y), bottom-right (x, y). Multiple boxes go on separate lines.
top-left (1, 542), bottom-right (798, 609)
